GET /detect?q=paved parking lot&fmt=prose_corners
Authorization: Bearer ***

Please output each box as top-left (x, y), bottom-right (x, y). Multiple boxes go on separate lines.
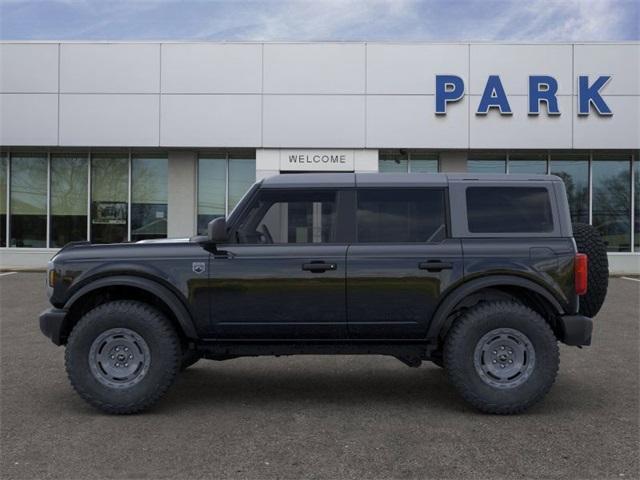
top-left (1, 272), bottom-right (638, 480)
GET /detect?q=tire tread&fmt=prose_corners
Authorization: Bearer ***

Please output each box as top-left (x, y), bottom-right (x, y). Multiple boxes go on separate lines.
top-left (444, 301), bottom-right (559, 414)
top-left (65, 300), bottom-right (180, 414)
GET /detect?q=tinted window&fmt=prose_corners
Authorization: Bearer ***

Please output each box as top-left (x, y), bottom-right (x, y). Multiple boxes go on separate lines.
top-left (50, 155), bottom-right (88, 247)
top-left (550, 156), bottom-right (589, 224)
top-left (131, 156), bottom-right (168, 242)
top-left (10, 154), bottom-right (47, 247)
top-left (236, 190), bottom-right (337, 244)
top-left (357, 189), bottom-right (446, 243)
top-left (466, 187), bottom-right (553, 233)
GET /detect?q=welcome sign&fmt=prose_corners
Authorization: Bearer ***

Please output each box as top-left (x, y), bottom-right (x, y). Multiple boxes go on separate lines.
top-left (280, 150), bottom-right (355, 172)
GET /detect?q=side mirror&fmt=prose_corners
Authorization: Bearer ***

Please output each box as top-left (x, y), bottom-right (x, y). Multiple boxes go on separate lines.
top-left (208, 217), bottom-right (228, 243)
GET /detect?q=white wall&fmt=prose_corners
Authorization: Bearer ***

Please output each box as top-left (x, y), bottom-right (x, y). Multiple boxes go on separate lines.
top-left (1, 41), bottom-right (639, 149)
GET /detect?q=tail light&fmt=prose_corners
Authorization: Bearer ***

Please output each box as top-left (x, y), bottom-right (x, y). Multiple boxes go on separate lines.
top-left (575, 253), bottom-right (588, 295)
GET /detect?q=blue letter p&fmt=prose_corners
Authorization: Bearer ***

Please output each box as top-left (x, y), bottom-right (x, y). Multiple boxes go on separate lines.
top-left (435, 75), bottom-right (464, 115)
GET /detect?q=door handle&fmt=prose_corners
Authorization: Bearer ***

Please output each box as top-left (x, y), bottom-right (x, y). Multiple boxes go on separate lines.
top-left (418, 261), bottom-right (453, 272)
top-left (302, 262), bottom-right (337, 273)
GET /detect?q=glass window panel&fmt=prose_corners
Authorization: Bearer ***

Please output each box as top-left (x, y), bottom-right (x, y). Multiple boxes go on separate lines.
top-left (466, 187), bottom-right (554, 233)
top-left (50, 155), bottom-right (88, 247)
top-left (508, 152), bottom-right (548, 174)
top-left (410, 153), bottom-right (438, 173)
top-left (468, 152), bottom-right (507, 173)
top-left (635, 155), bottom-right (639, 251)
top-left (228, 155), bottom-right (255, 213)
top-left (236, 190), bottom-right (337, 244)
top-left (592, 155), bottom-right (632, 252)
top-left (509, 160), bottom-right (547, 174)
top-left (357, 189), bottom-right (446, 243)
top-left (0, 154), bottom-right (6, 247)
top-left (10, 154), bottom-right (47, 247)
top-left (550, 155), bottom-right (589, 225)
top-left (468, 160), bottom-right (506, 173)
top-left (131, 156), bottom-right (168, 242)
top-left (198, 156), bottom-right (226, 235)
top-left (91, 155), bottom-right (128, 244)
top-left (379, 151), bottom-right (408, 173)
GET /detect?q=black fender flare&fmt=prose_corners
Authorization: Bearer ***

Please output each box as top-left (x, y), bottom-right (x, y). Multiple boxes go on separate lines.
top-left (64, 275), bottom-right (198, 339)
top-left (426, 275), bottom-right (566, 342)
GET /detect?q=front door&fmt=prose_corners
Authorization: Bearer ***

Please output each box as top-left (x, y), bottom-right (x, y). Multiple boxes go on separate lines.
top-left (207, 188), bottom-right (349, 339)
top-left (347, 188), bottom-right (464, 338)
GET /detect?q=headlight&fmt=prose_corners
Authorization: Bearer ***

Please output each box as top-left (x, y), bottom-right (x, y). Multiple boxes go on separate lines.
top-left (48, 268), bottom-right (58, 288)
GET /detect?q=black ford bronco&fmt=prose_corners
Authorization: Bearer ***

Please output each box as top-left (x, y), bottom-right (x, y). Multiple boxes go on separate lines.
top-left (40, 173), bottom-right (609, 414)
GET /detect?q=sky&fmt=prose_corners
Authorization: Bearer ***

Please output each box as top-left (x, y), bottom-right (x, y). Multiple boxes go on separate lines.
top-left (0, 0), bottom-right (638, 42)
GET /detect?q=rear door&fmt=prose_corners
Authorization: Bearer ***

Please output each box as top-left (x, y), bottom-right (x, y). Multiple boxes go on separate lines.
top-left (346, 187), bottom-right (463, 339)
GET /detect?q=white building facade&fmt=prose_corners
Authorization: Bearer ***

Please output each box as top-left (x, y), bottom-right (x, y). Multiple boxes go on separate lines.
top-left (0, 41), bottom-right (638, 272)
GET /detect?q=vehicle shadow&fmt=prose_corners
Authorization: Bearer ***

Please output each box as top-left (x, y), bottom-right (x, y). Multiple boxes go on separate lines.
top-left (158, 359), bottom-right (465, 413)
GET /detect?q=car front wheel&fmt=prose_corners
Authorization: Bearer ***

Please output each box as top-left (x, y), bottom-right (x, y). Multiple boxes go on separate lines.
top-left (65, 300), bottom-right (181, 414)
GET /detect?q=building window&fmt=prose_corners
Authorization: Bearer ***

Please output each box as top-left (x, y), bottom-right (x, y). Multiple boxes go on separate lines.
top-left (379, 151), bottom-right (438, 173)
top-left (550, 153), bottom-right (589, 225)
top-left (635, 154), bottom-right (639, 251)
top-left (131, 155), bottom-right (168, 242)
top-left (592, 153), bottom-right (632, 252)
top-left (228, 153), bottom-right (256, 212)
top-left (91, 155), bottom-right (128, 244)
top-left (50, 154), bottom-right (88, 248)
top-left (197, 151), bottom-right (256, 235)
top-left (468, 152), bottom-right (506, 173)
top-left (0, 154), bottom-right (6, 247)
top-left (508, 152), bottom-right (548, 174)
top-left (10, 154), bottom-right (47, 247)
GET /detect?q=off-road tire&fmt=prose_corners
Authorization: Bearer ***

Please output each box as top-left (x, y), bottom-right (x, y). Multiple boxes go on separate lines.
top-left (573, 222), bottom-right (609, 318)
top-left (180, 349), bottom-right (201, 371)
top-left (444, 301), bottom-right (559, 414)
top-left (65, 300), bottom-right (181, 414)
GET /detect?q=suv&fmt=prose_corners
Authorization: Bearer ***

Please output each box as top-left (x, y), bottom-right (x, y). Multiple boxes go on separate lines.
top-left (39, 173), bottom-right (609, 414)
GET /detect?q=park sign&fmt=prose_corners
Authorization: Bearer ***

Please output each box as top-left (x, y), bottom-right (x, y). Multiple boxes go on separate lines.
top-left (435, 75), bottom-right (613, 116)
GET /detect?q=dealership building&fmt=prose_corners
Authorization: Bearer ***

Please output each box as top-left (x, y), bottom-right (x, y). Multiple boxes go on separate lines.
top-left (0, 41), bottom-right (638, 273)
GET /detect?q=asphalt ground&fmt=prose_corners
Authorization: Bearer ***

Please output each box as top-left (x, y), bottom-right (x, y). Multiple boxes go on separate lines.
top-left (1, 272), bottom-right (639, 480)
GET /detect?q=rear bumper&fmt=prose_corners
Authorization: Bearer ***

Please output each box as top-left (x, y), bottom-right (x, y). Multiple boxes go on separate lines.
top-left (559, 314), bottom-right (593, 346)
top-left (39, 308), bottom-right (68, 346)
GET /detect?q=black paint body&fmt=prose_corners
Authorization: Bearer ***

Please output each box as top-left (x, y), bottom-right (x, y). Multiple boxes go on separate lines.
top-left (42, 173), bottom-right (587, 352)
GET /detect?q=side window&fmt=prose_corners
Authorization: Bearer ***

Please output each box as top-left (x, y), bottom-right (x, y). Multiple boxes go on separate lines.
top-left (235, 189), bottom-right (338, 244)
top-left (356, 189), bottom-right (446, 243)
top-left (466, 187), bottom-right (554, 233)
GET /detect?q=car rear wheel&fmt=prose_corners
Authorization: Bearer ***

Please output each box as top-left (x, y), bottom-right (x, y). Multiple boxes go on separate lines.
top-left (65, 300), bottom-right (181, 414)
top-left (443, 301), bottom-right (559, 414)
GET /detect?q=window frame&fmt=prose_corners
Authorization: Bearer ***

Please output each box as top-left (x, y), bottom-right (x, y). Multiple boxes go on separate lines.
top-left (353, 187), bottom-right (449, 244)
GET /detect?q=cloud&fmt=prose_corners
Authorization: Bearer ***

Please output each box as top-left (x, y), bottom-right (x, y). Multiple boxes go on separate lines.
top-left (0, 0), bottom-right (637, 41)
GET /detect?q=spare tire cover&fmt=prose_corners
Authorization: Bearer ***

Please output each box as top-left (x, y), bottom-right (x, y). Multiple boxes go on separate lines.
top-left (572, 223), bottom-right (609, 317)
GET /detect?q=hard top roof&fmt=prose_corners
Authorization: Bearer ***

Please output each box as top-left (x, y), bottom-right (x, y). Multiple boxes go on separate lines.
top-left (260, 172), bottom-right (560, 188)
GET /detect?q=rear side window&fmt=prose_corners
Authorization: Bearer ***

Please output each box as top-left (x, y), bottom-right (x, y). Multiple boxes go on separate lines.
top-left (357, 189), bottom-right (446, 243)
top-left (466, 187), bottom-right (553, 233)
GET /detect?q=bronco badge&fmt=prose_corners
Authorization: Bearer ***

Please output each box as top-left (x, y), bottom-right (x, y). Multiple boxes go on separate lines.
top-left (192, 262), bottom-right (206, 274)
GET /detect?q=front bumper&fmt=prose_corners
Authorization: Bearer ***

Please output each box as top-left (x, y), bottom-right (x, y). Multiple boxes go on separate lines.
top-left (39, 308), bottom-right (68, 346)
top-left (559, 314), bottom-right (593, 346)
